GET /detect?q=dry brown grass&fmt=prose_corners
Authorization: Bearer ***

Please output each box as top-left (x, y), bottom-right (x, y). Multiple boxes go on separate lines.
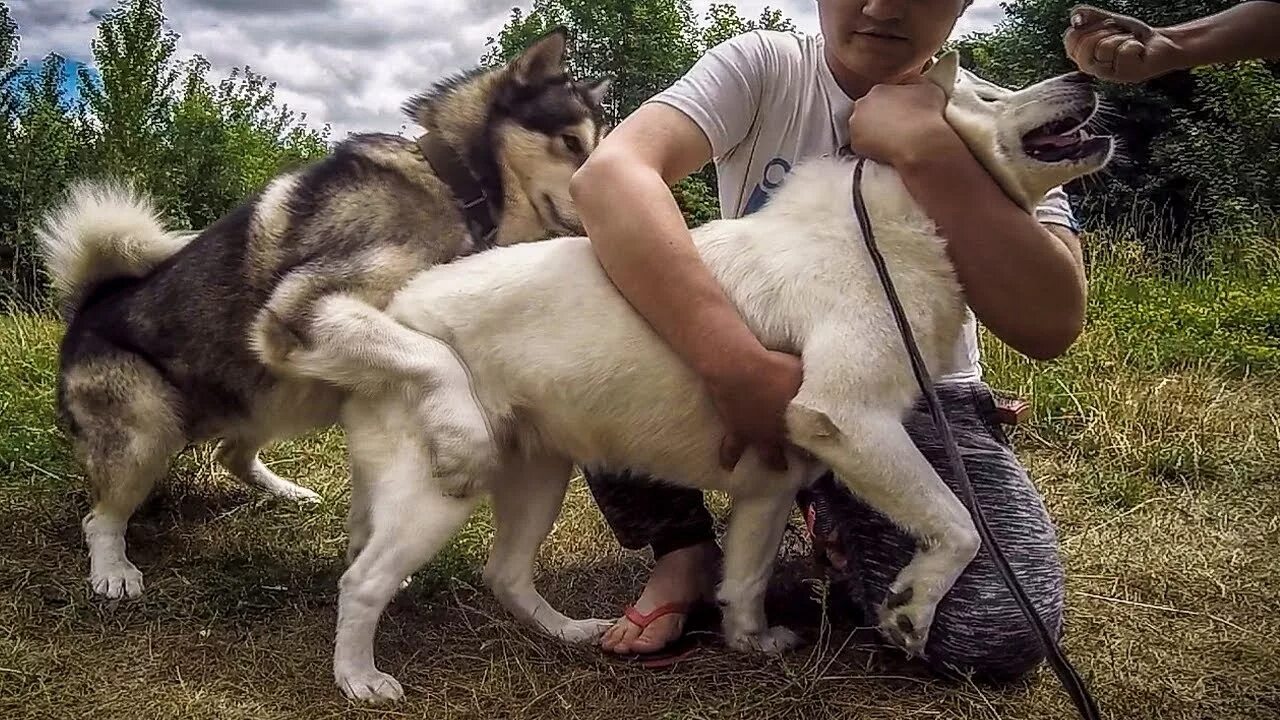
top-left (2, 257), bottom-right (1279, 720)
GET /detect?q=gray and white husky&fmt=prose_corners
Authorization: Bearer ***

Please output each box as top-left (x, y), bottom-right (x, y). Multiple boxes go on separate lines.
top-left (266, 53), bottom-right (1114, 702)
top-left (35, 27), bottom-right (610, 600)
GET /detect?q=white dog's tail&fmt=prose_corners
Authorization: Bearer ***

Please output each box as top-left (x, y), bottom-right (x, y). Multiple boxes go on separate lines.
top-left (36, 179), bottom-right (193, 319)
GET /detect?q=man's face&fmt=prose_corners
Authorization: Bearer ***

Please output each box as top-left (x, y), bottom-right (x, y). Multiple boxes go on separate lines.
top-left (818, 0), bottom-right (967, 80)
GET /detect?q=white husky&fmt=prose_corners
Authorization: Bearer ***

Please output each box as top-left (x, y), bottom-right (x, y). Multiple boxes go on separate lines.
top-left (274, 52), bottom-right (1113, 702)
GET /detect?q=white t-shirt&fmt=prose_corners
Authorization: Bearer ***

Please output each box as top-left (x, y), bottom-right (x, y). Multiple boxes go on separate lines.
top-left (645, 30), bottom-right (1080, 383)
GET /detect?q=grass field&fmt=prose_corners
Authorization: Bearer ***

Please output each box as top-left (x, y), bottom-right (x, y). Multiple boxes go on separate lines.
top-left (2, 237), bottom-right (1278, 720)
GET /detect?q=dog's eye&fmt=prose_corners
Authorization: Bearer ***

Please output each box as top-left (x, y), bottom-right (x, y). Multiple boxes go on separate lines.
top-left (561, 134), bottom-right (584, 154)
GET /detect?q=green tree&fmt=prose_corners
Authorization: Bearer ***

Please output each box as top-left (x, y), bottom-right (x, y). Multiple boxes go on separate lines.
top-left (0, 2), bottom-right (18, 88)
top-left (165, 58), bottom-right (328, 229)
top-left (1, 55), bottom-right (97, 304)
top-left (81, 0), bottom-right (179, 192)
top-left (0, 0), bottom-right (329, 306)
top-left (701, 3), bottom-right (795, 50)
top-left (953, 0), bottom-right (1280, 263)
top-left (0, 2), bottom-right (20, 302)
top-left (483, 0), bottom-right (703, 125)
top-left (483, 1), bottom-right (795, 226)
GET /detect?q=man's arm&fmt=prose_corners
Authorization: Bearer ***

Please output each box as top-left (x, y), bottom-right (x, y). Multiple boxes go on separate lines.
top-left (849, 82), bottom-right (1087, 360)
top-left (570, 103), bottom-right (802, 469)
top-left (570, 103), bottom-right (737, 380)
top-left (1066, 2), bottom-right (1280, 84)
top-left (898, 145), bottom-right (1086, 360)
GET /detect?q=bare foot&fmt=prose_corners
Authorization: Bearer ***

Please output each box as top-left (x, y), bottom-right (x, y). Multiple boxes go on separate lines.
top-left (601, 540), bottom-right (720, 654)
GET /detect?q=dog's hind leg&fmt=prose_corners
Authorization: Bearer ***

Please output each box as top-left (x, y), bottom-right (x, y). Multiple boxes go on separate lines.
top-left (213, 436), bottom-right (322, 503)
top-left (333, 394), bottom-right (481, 704)
top-left (81, 448), bottom-right (178, 599)
top-left (267, 292), bottom-right (501, 498)
top-left (718, 454), bottom-right (809, 654)
top-left (343, 443), bottom-right (413, 591)
top-left (62, 355), bottom-right (185, 599)
top-left (345, 458), bottom-right (372, 566)
top-left (483, 453), bottom-right (612, 644)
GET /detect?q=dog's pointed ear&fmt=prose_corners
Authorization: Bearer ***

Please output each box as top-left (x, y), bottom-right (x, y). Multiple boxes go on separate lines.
top-left (924, 51), bottom-right (960, 97)
top-left (581, 76), bottom-right (612, 106)
top-left (512, 26), bottom-right (569, 85)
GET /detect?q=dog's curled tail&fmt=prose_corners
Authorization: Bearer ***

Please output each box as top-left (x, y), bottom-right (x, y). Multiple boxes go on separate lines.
top-left (36, 179), bottom-right (192, 319)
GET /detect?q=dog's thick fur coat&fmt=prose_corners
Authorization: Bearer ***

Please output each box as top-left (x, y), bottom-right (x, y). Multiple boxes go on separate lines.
top-left (36, 28), bottom-right (609, 600)
top-left (276, 53), bottom-right (1115, 703)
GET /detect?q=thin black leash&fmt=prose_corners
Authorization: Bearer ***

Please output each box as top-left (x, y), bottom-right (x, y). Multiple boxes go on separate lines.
top-left (850, 156), bottom-right (1102, 720)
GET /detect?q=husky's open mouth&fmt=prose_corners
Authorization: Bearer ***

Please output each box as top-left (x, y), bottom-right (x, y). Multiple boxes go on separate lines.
top-left (1021, 113), bottom-right (1111, 163)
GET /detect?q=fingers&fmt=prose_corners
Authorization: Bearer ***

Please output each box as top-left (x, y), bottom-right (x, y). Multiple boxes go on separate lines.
top-left (1069, 4), bottom-right (1152, 39)
top-left (719, 434), bottom-right (744, 471)
top-left (1093, 32), bottom-right (1131, 65)
top-left (1067, 26), bottom-right (1132, 79)
top-left (1075, 26), bottom-right (1127, 64)
top-left (1069, 5), bottom-right (1119, 31)
top-left (1100, 13), bottom-right (1154, 40)
top-left (1112, 37), bottom-right (1148, 81)
top-left (1066, 2), bottom-right (1156, 80)
top-left (1068, 5), bottom-right (1108, 21)
top-left (1066, 25), bottom-right (1112, 64)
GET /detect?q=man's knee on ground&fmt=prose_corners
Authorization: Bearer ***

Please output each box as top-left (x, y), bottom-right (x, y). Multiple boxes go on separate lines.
top-left (922, 595), bottom-right (1065, 682)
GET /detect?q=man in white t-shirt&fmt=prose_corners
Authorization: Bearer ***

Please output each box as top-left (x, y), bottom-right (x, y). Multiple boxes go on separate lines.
top-left (571, 0), bottom-right (1080, 679)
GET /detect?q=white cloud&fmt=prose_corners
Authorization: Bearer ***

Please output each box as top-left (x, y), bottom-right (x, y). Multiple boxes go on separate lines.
top-left (9, 1), bottom-right (1009, 138)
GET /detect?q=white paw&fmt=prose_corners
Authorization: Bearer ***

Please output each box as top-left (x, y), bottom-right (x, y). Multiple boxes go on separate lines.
top-left (90, 561), bottom-right (144, 599)
top-left (554, 618), bottom-right (613, 644)
top-left (878, 585), bottom-right (937, 657)
top-left (274, 482), bottom-right (323, 504)
top-left (336, 666), bottom-right (404, 704)
top-left (726, 625), bottom-right (802, 654)
top-left (399, 575), bottom-right (414, 591)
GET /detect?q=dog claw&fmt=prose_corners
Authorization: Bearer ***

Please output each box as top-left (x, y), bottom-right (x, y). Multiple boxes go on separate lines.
top-left (878, 587), bottom-right (933, 658)
top-left (555, 618), bottom-right (613, 644)
top-left (90, 563), bottom-right (144, 599)
top-left (336, 667), bottom-right (404, 704)
top-left (727, 625), bottom-right (802, 654)
top-left (288, 486), bottom-right (323, 504)
top-left (885, 586), bottom-right (914, 609)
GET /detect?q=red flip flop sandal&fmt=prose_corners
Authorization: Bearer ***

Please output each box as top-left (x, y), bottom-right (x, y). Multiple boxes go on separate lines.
top-left (607, 600), bottom-right (719, 669)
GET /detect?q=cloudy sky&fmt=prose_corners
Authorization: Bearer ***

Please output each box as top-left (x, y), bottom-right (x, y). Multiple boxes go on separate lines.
top-left (10, 0), bottom-right (1008, 138)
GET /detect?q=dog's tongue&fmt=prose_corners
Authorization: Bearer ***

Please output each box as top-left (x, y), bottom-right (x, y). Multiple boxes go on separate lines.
top-left (1029, 130), bottom-right (1081, 149)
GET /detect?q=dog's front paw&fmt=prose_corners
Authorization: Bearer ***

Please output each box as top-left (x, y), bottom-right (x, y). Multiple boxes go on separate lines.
top-left (877, 585), bottom-right (936, 658)
top-left (726, 625), bottom-right (802, 654)
top-left (335, 666), bottom-right (404, 704)
top-left (89, 560), bottom-right (144, 599)
top-left (258, 474), bottom-right (323, 504)
top-left (555, 618), bottom-right (613, 644)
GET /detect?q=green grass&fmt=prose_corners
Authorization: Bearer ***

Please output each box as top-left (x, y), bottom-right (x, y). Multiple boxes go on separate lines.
top-left (2, 233), bottom-right (1279, 719)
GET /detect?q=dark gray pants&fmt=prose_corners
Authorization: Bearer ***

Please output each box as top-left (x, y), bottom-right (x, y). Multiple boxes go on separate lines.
top-left (583, 380), bottom-right (1065, 681)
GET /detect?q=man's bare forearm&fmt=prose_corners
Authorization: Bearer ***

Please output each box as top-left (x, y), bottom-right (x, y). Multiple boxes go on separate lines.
top-left (1166, 2), bottom-right (1280, 68)
top-left (895, 133), bottom-right (1087, 360)
top-left (571, 153), bottom-right (768, 382)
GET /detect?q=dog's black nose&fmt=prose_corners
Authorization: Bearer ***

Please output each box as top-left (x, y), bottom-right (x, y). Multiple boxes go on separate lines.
top-left (1062, 72), bottom-right (1094, 85)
